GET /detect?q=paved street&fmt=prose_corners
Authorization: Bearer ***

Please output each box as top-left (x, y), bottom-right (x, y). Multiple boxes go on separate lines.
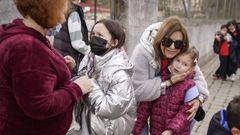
top-left (191, 55), bottom-right (240, 135)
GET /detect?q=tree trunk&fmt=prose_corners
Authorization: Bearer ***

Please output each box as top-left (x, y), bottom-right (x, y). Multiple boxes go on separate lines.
top-left (223, 0), bottom-right (227, 18)
top-left (121, 0), bottom-right (158, 55)
top-left (182, 0), bottom-right (188, 18)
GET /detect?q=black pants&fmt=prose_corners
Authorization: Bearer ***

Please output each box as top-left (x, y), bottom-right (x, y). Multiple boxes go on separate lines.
top-left (228, 56), bottom-right (238, 76)
top-left (215, 56), bottom-right (228, 78)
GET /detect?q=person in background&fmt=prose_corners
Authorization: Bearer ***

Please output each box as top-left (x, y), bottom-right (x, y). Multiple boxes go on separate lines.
top-left (133, 46), bottom-right (201, 135)
top-left (212, 24), bottom-right (232, 80)
top-left (226, 20), bottom-right (240, 81)
top-left (68, 19), bottom-right (136, 135)
top-left (207, 95), bottom-right (240, 135)
top-left (0, 0), bottom-right (92, 134)
top-left (54, 0), bottom-right (89, 77)
top-left (130, 16), bottom-right (209, 134)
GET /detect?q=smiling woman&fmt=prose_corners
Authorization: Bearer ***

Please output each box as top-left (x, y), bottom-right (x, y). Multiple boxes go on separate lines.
top-left (130, 16), bottom-right (209, 135)
top-left (153, 16), bottom-right (189, 60)
top-left (159, 31), bottom-right (183, 59)
top-left (133, 46), bottom-right (201, 135)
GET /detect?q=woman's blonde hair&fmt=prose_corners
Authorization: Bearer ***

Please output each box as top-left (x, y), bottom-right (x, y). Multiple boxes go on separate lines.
top-left (153, 16), bottom-right (189, 60)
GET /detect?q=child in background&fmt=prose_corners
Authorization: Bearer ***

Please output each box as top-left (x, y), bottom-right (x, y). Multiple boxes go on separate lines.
top-left (133, 46), bottom-right (201, 135)
top-left (226, 20), bottom-right (240, 81)
top-left (54, 0), bottom-right (89, 77)
top-left (207, 95), bottom-right (240, 135)
top-left (213, 24), bottom-right (231, 80)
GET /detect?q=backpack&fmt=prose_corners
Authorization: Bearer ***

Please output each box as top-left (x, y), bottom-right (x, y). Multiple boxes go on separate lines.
top-left (213, 39), bottom-right (220, 54)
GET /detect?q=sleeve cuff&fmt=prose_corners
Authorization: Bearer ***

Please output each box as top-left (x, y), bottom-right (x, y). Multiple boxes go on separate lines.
top-left (67, 82), bottom-right (83, 102)
top-left (198, 95), bottom-right (205, 104)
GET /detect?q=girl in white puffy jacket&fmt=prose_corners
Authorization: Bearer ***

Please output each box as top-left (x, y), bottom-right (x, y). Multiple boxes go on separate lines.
top-left (68, 19), bottom-right (136, 135)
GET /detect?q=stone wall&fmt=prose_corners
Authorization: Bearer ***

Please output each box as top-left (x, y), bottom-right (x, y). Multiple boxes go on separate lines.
top-left (0, 0), bottom-right (20, 24)
top-left (126, 0), bottom-right (158, 56)
top-left (185, 19), bottom-right (225, 66)
top-left (126, 18), bottom-right (226, 66)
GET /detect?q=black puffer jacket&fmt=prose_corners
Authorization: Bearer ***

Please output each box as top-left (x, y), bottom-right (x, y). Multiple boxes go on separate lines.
top-left (54, 3), bottom-right (88, 77)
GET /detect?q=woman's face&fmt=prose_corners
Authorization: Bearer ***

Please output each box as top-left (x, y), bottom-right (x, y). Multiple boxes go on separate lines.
top-left (91, 23), bottom-right (113, 48)
top-left (170, 54), bottom-right (193, 76)
top-left (160, 31), bottom-right (183, 59)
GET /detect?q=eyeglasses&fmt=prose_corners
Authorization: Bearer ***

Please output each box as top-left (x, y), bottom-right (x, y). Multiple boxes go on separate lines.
top-left (161, 38), bottom-right (185, 49)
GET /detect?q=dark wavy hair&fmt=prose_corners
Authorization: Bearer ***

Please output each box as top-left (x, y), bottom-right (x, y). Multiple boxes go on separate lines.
top-left (90, 19), bottom-right (126, 49)
top-left (227, 96), bottom-right (240, 129)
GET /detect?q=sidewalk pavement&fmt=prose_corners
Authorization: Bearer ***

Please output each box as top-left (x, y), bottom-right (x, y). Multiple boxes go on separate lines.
top-left (191, 55), bottom-right (240, 135)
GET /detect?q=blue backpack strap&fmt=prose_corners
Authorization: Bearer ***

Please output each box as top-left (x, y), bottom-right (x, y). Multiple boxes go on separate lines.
top-left (184, 86), bottom-right (199, 103)
top-left (220, 109), bottom-right (231, 132)
top-left (185, 86), bottom-right (199, 130)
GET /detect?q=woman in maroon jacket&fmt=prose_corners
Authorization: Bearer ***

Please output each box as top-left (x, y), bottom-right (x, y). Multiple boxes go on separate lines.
top-left (0, 0), bottom-right (92, 134)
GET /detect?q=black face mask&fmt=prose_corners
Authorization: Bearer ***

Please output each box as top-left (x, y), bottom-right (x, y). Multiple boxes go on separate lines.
top-left (90, 36), bottom-right (109, 56)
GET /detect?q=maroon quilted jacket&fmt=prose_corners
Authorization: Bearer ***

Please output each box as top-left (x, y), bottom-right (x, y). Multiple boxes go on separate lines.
top-left (133, 70), bottom-right (195, 135)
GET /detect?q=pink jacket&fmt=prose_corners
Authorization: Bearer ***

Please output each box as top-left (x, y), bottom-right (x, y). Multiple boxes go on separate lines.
top-left (133, 70), bottom-right (195, 135)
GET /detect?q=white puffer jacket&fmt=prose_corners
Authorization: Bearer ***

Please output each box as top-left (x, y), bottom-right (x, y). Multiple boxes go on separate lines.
top-left (71, 48), bottom-right (136, 135)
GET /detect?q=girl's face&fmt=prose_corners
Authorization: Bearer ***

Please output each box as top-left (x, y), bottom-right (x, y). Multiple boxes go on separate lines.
top-left (220, 27), bottom-right (228, 35)
top-left (91, 23), bottom-right (115, 48)
top-left (170, 54), bottom-right (193, 76)
top-left (161, 31), bottom-right (183, 59)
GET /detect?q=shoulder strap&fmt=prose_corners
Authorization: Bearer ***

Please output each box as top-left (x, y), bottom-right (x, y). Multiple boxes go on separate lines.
top-left (220, 109), bottom-right (231, 132)
top-left (184, 85), bottom-right (199, 102)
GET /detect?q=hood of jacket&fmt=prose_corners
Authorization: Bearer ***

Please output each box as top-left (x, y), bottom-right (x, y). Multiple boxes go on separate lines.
top-left (139, 22), bottom-right (162, 56)
top-left (0, 19), bottom-right (48, 45)
top-left (137, 22), bottom-right (163, 71)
